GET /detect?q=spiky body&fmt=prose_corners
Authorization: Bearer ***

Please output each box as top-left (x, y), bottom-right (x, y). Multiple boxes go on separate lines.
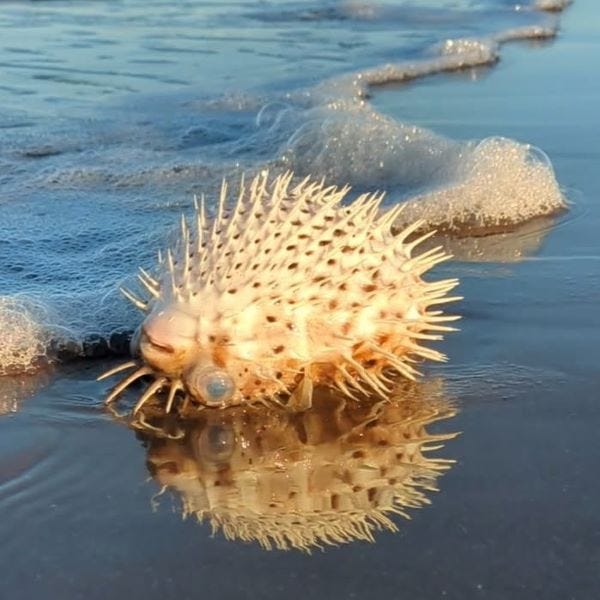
top-left (101, 171), bottom-right (459, 412)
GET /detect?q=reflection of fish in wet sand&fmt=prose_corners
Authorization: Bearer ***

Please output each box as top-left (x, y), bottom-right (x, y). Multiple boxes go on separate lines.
top-left (100, 171), bottom-right (460, 414)
top-left (132, 381), bottom-right (457, 551)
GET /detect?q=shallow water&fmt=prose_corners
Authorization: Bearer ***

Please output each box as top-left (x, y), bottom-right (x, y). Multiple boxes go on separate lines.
top-left (1, 0), bottom-right (599, 598)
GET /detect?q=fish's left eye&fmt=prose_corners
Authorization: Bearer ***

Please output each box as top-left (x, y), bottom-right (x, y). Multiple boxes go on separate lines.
top-left (186, 365), bottom-right (236, 407)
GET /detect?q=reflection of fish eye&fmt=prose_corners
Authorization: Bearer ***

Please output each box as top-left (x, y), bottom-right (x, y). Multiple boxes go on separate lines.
top-left (195, 424), bottom-right (236, 465)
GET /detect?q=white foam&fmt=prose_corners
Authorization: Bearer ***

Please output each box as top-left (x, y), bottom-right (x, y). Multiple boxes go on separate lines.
top-left (0, 297), bottom-right (53, 376)
top-left (395, 137), bottom-right (566, 234)
top-left (338, 1), bottom-right (379, 20)
top-left (534, 0), bottom-right (572, 12)
top-left (310, 22), bottom-right (558, 103)
top-left (314, 37), bottom-right (500, 100)
top-left (278, 103), bottom-right (458, 189)
top-left (494, 24), bottom-right (557, 42)
top-left (313, 0), bottom-right (565, 97)
top-left (277, 103), bottom-right (566, 233)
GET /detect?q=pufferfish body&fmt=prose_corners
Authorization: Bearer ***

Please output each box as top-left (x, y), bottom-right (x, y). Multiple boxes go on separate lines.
top-left (100, 171), bottom-right (460, 413)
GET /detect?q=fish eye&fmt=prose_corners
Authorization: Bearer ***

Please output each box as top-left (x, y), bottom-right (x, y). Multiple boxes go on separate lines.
top-left (187, 365), bottom-right (236, 406)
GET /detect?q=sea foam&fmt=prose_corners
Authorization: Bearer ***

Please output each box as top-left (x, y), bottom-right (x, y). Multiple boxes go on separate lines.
top-left (0, 297), bottom-right (52, 376)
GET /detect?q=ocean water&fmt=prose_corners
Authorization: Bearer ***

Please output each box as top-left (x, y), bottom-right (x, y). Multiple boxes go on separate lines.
top-left (2, 0), bottom-right (599, 599)
top-left (0, 0), bottom-right (569, 371)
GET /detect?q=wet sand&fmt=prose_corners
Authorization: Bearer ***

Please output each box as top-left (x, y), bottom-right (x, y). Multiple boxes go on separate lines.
top-left (1, 2), bottom-right (599, 599)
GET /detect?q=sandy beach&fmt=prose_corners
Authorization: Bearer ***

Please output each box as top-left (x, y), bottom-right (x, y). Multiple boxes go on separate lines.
top-left (0, 1), bottom-right (598, 599)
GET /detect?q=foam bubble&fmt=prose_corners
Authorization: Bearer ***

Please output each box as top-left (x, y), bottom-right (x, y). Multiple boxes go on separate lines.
top-left (338, 1), bottom-right (379, 20)
top-left (277, 103), bottom-right (566, 234)
top-left (341, 37), bottom-right (500, 93)
top-left (279, 103), bottom-right (460, 190)
top-left (0, 297), bottom-right (53, 376)
top-left (534, 0), bottom-right (572, 12)
top-left (309, 23), bottom-right (557, 104)
top-left (395, 137), bottom-right (567, 234)
top-left (494, 24), bottom-right (557, 43)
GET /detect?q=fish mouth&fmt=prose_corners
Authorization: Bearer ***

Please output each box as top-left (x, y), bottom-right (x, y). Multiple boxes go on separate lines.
top-left (138, 328), bottom-right (183, 382)
top-left (141, 328), bottom-right (175, 354)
